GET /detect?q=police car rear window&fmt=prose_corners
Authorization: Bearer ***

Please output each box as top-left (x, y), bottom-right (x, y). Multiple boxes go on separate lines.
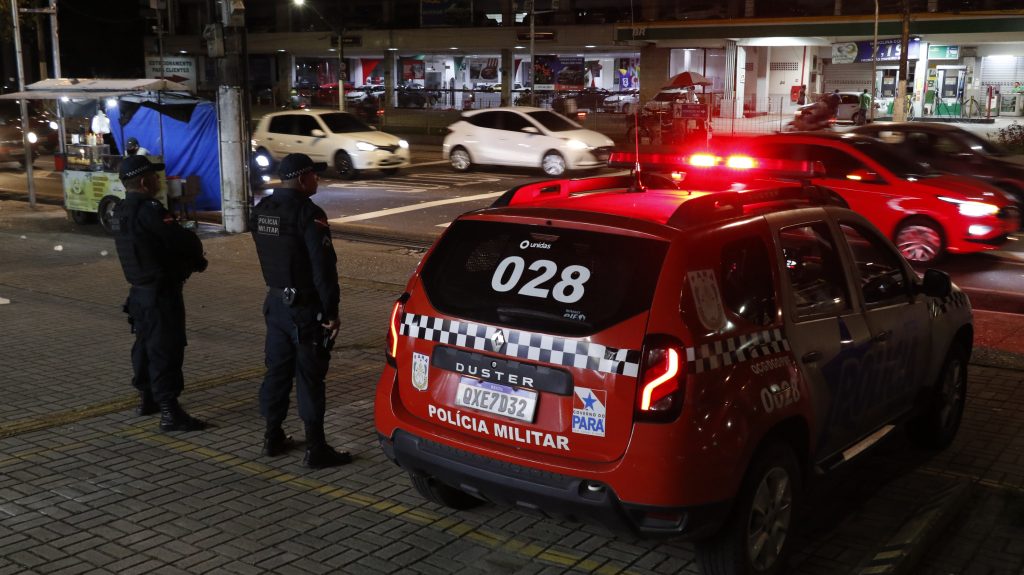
top-left (421, 220), bottom-right (668, 337)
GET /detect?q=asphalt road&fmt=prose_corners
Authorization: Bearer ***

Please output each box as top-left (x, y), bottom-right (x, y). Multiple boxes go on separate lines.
top-left (2, 148), bottom-right (1023, 314)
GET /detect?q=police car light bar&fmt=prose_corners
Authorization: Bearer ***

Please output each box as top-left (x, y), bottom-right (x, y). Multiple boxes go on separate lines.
top-left (607, 149), bottom-right (824, 181)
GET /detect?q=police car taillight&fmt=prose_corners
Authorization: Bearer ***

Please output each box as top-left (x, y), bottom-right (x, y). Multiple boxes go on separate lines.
top-left (385, 294), bottom-right (409, 367)
top-left (636, 336), bottom-right (685, 423)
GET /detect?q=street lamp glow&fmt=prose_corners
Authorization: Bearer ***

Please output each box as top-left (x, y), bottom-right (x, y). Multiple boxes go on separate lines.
top-left (293, 0), bottom-right (305, 5)
top-left (106, 98), bottom-right (118, 108)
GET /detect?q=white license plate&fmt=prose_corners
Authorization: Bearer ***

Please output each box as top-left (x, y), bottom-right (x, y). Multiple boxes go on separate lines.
top-left (454, 378), bottom-right (538, 423)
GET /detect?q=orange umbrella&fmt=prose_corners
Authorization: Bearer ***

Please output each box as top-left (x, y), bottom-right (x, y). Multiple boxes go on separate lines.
top-left (665, 71), bottom-right (712, 88)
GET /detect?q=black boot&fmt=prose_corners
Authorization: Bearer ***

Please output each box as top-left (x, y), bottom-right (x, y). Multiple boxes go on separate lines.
top-left (262, 425), bottom-right (294, 457)
top-left (136, 392), bottom-right (159, 416)
top-left (159, 400), bottom-right (206, 432)
top-left (303, 425), bottom-right (352, 469)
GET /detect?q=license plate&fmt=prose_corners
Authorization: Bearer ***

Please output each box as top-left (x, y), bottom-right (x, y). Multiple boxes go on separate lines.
top-left (454, 378), bottom-right (538, 423)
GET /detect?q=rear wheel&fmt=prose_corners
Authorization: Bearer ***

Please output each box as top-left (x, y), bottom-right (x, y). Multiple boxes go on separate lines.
top-left (895, 217), bottom-right (945, 265)
top-left (449, 147), bottom-right (473, 172)
top-left (334, 151), bottom-right (358, 180)
top-left (696, 442), bottom-right (801, 575)
top-left (97, 195), bottom-right (121, 234)
top-left (408, 472), bottom-right (484, 510)
top-left (908, 343), bottom-right (967, 449)
top-left (541, 151), bottom-right (566, 176)
top-left (852, 111), bottom-right (866, 125)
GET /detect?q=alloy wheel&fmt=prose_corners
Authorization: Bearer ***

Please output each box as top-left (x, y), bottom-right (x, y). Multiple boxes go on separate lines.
top-left (746, 466), bottom-right (792, 571)
top-left (896, 225), bottom-right (941, 263)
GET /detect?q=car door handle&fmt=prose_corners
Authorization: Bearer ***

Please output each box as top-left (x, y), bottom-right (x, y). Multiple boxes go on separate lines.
top-left (872, 330), bottom-right (892, 343)
top-left (802, 351), bottom-right (821, 364)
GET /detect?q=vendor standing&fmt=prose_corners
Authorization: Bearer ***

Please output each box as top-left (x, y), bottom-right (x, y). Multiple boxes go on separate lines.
top-left (125, 137), bottom-right (151, 157)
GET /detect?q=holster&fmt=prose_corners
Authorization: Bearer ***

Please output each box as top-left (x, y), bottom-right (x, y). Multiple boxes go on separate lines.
top-left (122, 297), bottom-right (135, 334)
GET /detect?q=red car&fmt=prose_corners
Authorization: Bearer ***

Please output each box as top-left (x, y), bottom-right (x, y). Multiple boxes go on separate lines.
top-left (753, 133), bottom-right (1020, 264)
top-left (374, 150), bottom-right (972, 575)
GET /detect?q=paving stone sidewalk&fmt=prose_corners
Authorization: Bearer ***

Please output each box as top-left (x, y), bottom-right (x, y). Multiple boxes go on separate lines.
top-left (0, 201), bottom-right (1022, 575)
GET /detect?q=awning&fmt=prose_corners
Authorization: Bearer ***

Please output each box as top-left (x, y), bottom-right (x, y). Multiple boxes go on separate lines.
top-left (0, 78), bottom-right (190, 100)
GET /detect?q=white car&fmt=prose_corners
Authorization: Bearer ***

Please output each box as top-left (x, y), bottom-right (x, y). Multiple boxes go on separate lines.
top-left (802, 91), bottom-right (879, 124)
top-left (252, 109), bottom-right (410, 179)
top-left (345, 85), bottom-right (385, 104)
top-left (442, 106), bottom-right (615, 176)
top-left (602, 89), bottom-right (639, 114)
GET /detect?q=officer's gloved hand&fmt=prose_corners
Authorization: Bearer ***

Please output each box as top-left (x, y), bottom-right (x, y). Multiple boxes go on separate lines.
top-left (195, 256), bottom-right (209, 273)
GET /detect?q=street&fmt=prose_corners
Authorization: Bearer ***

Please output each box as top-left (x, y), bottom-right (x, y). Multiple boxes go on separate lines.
top-left (4, 144), bottom-right (1024, 315)
top-left (0, 200), bottom-right (1021, 574)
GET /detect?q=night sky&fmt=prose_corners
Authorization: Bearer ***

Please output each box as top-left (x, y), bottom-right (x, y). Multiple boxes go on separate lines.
top-left (56, 0), bottom-right (147, 78)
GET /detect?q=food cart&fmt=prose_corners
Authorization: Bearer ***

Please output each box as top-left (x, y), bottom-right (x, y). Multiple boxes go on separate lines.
top-left (0, 78), bottom-right (192, 232)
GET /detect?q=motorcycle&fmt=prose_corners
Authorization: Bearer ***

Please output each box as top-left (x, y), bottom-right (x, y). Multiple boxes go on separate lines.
top-left (786, 101), bottom-right (833, 132)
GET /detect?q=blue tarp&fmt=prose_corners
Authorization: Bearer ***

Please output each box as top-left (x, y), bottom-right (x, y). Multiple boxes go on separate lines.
top-left (109, 102), bottom-right (221, 211)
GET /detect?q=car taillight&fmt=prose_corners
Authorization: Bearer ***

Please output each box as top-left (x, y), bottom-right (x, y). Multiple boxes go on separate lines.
top-left (635, 336), bottom-right (685, 423)
top-left (385, 294), bottom-right (409, 367)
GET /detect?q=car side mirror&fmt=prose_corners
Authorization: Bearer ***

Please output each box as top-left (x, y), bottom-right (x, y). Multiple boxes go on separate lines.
top-left (918, 268), bottom-right (952, 298)
top-left (845, 168), bottom-right (882, 183)
top-left (522, 126), bottom-right (539, 134)
top-left (310, 129), bottom-right (326, 138)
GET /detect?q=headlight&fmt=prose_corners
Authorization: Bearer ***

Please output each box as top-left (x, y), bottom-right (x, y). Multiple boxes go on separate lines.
top-left (937, 196), bottom-right (1000, 217)
top-left (398, 139), bottom-right (409, 149)
top-left (255, 155), bottom-right (270, 168)
top-left (565, 139), bottom-right (589, 150)
top-left (27, 132), bottom-right (38, 144)
top-left (48, 121), bottom-right (58, 130)
top-left (355, 141), bottom-right (376, 151)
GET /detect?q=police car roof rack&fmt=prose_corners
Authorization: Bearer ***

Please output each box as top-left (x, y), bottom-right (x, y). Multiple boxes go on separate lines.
top-left (667, 184), bottom-right (846, 229)
top-left (490, 174), bottom-right (634, 208)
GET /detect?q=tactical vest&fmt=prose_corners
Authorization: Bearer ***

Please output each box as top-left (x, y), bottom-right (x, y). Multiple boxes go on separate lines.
top-left (113, 195), bottom-right (164, 286)
top-left (250, 193), bottom-right (316, 291)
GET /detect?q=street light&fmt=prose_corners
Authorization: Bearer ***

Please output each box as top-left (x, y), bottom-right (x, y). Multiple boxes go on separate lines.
top-left (293, 0), bottom-right (345, 111)
top-left (525, 0), bottom-right (554, 106)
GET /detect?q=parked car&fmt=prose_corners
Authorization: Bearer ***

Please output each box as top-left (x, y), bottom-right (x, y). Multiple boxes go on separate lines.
top-left (753, 133), bottom-right (1021, 263)
top-left (851, 122), bottom-right (1024, 206)
top-left (375, 149), bottom-right (972, 575)
top-left (397, 85), bottom-right (440, 109)
top-left (643, 86), bottom-right (700, 113)
top-left (345, 85), bottom-right (385, 104)
top-left (799, 91), bottom-right (877, 124)
top-left (602, 89), bottom-right (640, 114)
top-left (251, 109), bottom-right (410, 179)
top-left (442, 106), bottom-right (615, 176)
top-left (556, 88), bottom-right (611, 111)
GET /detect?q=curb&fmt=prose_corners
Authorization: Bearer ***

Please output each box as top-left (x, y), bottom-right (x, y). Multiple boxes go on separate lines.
top-left (854, 480), bottom-right (971, 575)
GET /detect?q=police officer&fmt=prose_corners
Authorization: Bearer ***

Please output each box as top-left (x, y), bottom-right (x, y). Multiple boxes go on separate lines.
top-left (112, 155), bottom-right (208, 432)
top-left (250, 153), bottom-right (351, 469)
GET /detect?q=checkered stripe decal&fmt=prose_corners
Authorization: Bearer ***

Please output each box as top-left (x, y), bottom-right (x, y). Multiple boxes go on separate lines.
top-left (399, 313), bottom-right (641, 377)
top-left (686, 329), bottom-right (791, 374)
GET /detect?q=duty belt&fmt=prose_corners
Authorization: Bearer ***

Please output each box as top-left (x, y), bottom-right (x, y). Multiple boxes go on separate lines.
top-left (267, 286), bottom-right (316, 305)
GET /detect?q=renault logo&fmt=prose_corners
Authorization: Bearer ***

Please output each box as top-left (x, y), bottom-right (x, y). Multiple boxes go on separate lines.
top-left (491, 330), bottom-right (506, 352)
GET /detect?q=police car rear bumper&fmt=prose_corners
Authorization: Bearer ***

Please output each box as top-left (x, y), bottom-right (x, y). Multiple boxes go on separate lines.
top-left (380, 429), bottom-right (731, 539)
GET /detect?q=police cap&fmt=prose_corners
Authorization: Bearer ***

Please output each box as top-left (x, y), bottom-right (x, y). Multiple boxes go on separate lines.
top-left (278, 153), bottom-right (327, 180)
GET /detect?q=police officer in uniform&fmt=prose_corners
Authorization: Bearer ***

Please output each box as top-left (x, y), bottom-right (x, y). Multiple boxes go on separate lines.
top-left (112, 155), bottom-right (208, 431)
top-left (250, 153), bottom-right (351, 468)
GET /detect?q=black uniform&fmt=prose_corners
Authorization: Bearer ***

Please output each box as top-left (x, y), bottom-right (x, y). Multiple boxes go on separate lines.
top-left (250, 188), bottom-right (340, 436)
top-left (113, 192), bottom-right (206, 405)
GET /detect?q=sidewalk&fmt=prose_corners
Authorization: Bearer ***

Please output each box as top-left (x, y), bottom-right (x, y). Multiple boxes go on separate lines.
top-left (0, 200), bottom-right (1023, 575)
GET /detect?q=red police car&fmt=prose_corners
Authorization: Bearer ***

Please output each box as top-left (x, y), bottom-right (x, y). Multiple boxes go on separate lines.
top-left (374, 151), bottom-right (972, 575)
top-left (753, 133), bottom-right (1020, 264)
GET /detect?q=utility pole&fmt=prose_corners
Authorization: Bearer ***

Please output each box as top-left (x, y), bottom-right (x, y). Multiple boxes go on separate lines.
top-left (20, 0), bottom-right (64, 155)
top-left (11, 0), bottom-right (36, 208)
top-left (869, 0), bottom-right (878, 122)
top-left (894, 0), bottom-right (910, 122)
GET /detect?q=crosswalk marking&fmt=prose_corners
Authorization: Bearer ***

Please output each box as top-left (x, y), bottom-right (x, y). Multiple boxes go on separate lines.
top-left (328, 191), bottom-right (504, 224)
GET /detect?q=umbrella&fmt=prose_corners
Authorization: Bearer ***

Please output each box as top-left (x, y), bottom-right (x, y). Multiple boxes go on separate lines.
top-left (665, 71), bottom-right (712, 88)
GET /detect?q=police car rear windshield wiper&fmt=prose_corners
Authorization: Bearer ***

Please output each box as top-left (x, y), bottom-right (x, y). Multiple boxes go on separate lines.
top-left (497, 307), bottom-right (593, 330)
